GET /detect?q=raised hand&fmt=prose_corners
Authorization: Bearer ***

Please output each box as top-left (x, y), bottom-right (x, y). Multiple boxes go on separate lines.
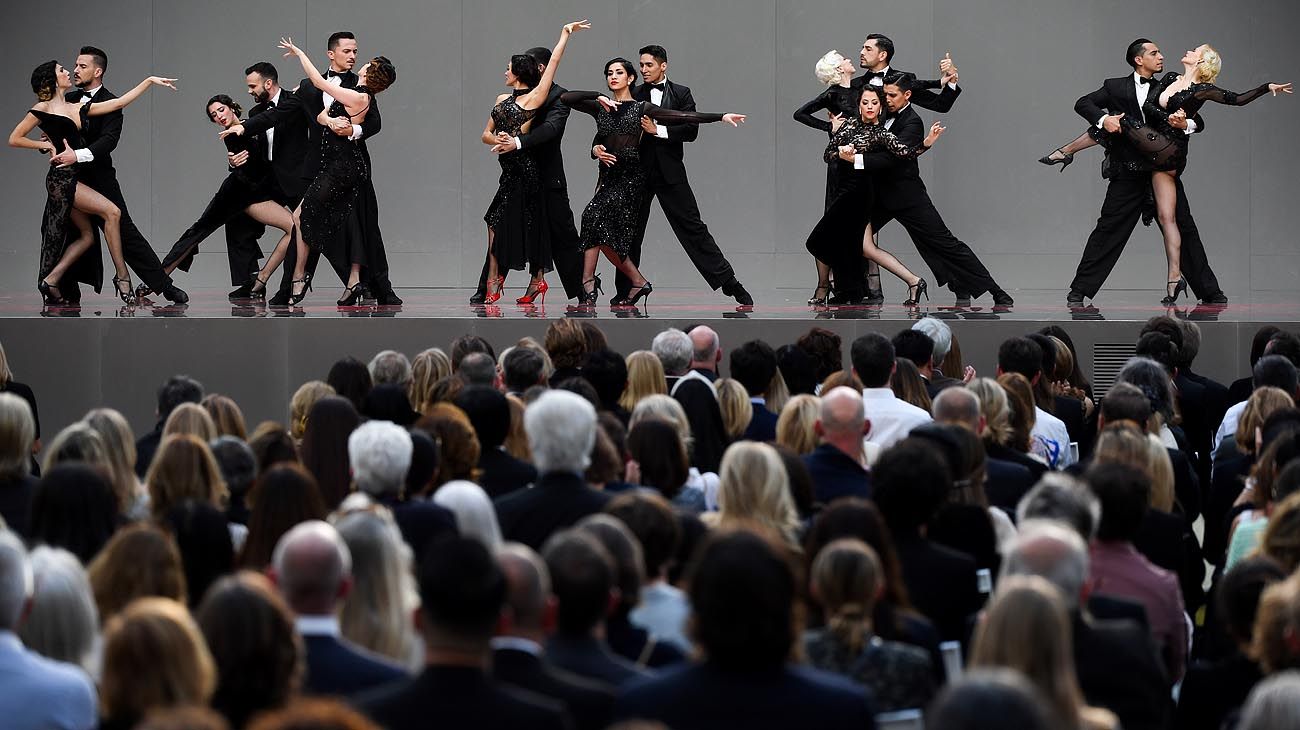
top-left (278, 37), bottom-right (304, 58)
top-left (1271, 82), bottom-right (1294, 96)
top-left (829, 112), bottom-right (845, 132)
top-left (563, 19), bottom-right (592, 34)
top-left (50, 141), bottom-right (77, 168)
top-left (219, 123), bottom-right (246, 139)
top-left (1102, 112), bottom-right (1124, 134)
top-left (148, 76), bottom-right (179, 90)
top-left (722, 113), bottom-right (746, 127)
top-left (923, 121), bottom-right (946, 147)
top-left (597, 96), bottom-right (620, 112)
top-left (593, 144), bottom-right (618, 166)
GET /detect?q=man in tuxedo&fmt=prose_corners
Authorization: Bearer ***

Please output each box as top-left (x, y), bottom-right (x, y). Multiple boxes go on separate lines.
top-left (52, 46), bottom-right (187, 303)
top-left (853, 73), bottom-right (1013, 307)
top-left (610, 45), bottom-right (752, 306)
top-left (473, 46), bottom-right (585, 304)
top-left (222, 61), bottom-right (311, 299)
top-left (1068, 38), bottom-right (1226, 305)
top-left (802, 387), bottom-right (872, 504)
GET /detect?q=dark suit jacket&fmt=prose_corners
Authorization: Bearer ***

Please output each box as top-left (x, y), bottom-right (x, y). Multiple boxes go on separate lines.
top-left (923, 374), bottom-right (962, 400)
top-left (0, 473), bottom-right (38, 539)
top-left (294, 71), bottom-right (383, 181)
top-left (666, 376), bottom-right (726, 473)
top-left (546, 635), bottom-right (652, 687)
top-left (985, 442), bottom-right (1050, 482)
top-left (1175, 651), bottom-right (1262, 730)
top-left (894, 534), bottom-right (983, 642)
top-left (515, 84), bottom-right (572, 190)
top-left (632, 80), bottom-right (699, 185)
top-left (134, 424), bottom-right (164, 478)
top-left (984, 457), bottom-right (1036, 514)
top-left (615, 662), bottom-right (876, 730)
top-left (494, 472), bottom-right (613, 550)
top-left (301, 632), bottom-right (406, 697)
top-left (1074, 612), bottom-right (1171, 730)
top-left (492, 646), bottom-right (615, 730)
top-left (477, 448), bottom-right (538, 500)
top-left (1135, 507), bottom-right (1205, 611)
top-left (743, 404), bottom-right (778, 443)
top-left (356, 665), bottom-right (571, 730)
top-left (64, 86), bottom-right (122, 185)
top-left (803, 444), bottom-right (871, 505)
top-left (850, 71), bottom-right (960, 113)
top-left (1227, 377), bottom-right (1253, 408)
top-left (375, 496), bottom-right (458, 559)
top-left (1074, 73), bottom-right (1205, 175)
top-left (1087, 593), bottom-right (1150, 630)
top-left (1053, 396), bottom-right (1086, 449)
top-left (856, 103), bottom-right (927, 211)
top-left (240, 90), bottom-right (312, 201)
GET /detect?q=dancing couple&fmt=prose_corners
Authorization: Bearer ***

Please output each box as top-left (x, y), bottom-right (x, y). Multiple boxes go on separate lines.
top-left (1044, 38), bottom-right (1291, 305)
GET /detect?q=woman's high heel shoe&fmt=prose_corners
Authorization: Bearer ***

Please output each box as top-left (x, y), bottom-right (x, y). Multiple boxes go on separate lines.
top-left (337, 283), bottom-right (365, 307)
top-left (38, 280), bottom-right (66, 306)
top-left (808, 280), bottom-right (832, 306)
top-left (579, 275), bottom-right (602, 307)
top-left (1038, 148), bottom-right (1074, 172)
top-left (903, 278), bottom-right (929, 306)
top-left (289, 274), bottom-right (313, 306)
top-left (1161, 276), bottom-right (1188, 306)
top-left (613, 281), bottom-right (653, 307)
top-left (517, 278), bottom-right (548, 305)
top-left (113, 275), bottom-right (138, 306)
top-left (484, 276), bottom-right (506, 305)
top-left (249, 275), bottom-right (270, 301)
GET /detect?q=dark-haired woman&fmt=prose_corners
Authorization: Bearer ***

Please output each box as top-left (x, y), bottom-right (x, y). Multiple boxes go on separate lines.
top-left (148, 95), bottom-right (299, 300)
top-left (9, 61), bottom-right (177, 305)
top-left (224, 38), bottom-right (397, 306)
top-left (561, 59), bottom-right (746, 307)
top-left (479, 21), bottom-right (591, 305)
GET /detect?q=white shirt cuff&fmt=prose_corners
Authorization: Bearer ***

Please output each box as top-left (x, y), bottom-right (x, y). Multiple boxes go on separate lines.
top-left (512, 136), bottom-right (522, 150)
top-left (75, 148), bottom-right (94, 164)
top-left (1184, 119), bottom-right (1197, 135)
top-left (1096, 115), bottom-right (1108, 129)
top-left (854, 153), bottom-right (864, 170)
top-left (947, 82), bottom-right (958, 90)
top-left (349, 125), bottom-right (363, 141)
top-left (655, 124), bottom-right (669, 139)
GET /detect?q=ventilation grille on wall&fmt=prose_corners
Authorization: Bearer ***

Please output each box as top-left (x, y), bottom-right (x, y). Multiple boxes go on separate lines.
top-left (1092, 343), bottom-right (1138, 399)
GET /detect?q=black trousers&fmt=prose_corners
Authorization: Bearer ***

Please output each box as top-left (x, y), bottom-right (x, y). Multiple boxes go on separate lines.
top-left (806, 168), bottom-right (873, 300)
top-left (614, 173), bottom-right (736, 299)
top-left (73, 170), bottom-right (171, 295)
top-left (473, 184), bottom-right (585, 300)
top-left (1070, 171), bottom-right (1222, 299)
top-left (162, 175), bottom-right (265, 285)
top-left (873, 194), bottom-right (998, 299)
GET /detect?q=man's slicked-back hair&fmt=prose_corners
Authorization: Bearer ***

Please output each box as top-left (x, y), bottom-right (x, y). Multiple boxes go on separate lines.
top-left (418, 536), bottom-right (506, 642)
top-left (525, 46), bottom-right (552, 67)
top-left (1127, 38), bottom-right (1153, 69)
top-left (80, 46), bottom-right (108, 72)
top-left (244, 62), bottom-right (278, 83)
top-left (850, 333), bottom-right (895, 388)
top-left (327, 31), bottom-right (356, 51)
top-left (881, 71), bottom-right (917, 92)
top-left (639, 45), bottom-right (668, 63)
top-left (865, 33), bottom-right (894, 63)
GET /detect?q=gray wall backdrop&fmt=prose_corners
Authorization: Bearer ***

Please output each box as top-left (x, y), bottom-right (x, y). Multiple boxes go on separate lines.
top-left (2, 0), bottom-right (1297, 296)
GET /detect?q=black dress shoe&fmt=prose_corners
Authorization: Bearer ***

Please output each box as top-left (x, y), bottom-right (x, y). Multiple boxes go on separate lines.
top-left (953, 291), bottom-right (972, 307)
top-left (468, 291), bottom-right (486, 305)
top-left (161, 284), bottom-right (189, 304)
top-left (375, 290), bottom-right (403, 306)
top-left (827, 292), bottom-right (865, 306)
top-left (721, 278), bottom-right (754, 306)
top-left (863, 290), bottom-right (885, 305)
top-left (1201, 292), bottom-right (1229, 305)
top-left (991, 289), bottom-right (1015, 306)
top-left (228, 282), bottom-right (254, 300)
top-left (1066, 289), bottom-right (1086, 305)
top-left (269, 290), bottom-right (291, 306)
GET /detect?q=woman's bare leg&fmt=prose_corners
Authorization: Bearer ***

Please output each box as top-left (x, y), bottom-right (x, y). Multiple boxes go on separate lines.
top-left (601, 246), bottom-right (647, 288)
top-left (72, 182), bottom-right (128, 282)
top-left (290, 205), bottom-right (310, 288)
top-left (246, 201), bottom-right (294, 289)
top-left (44, 208), bottom-right (95, 287)
top-left (862, 223), bottom-right (920, 286)
top-left (1152, 171), bottom-right (1182, 285)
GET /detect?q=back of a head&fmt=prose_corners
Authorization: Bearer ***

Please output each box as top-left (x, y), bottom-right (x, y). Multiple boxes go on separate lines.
top-left (101, 597), bottom-right (216, 725)
top-left (242, 464), bottom-right (327, 570)
top-left (0, 393), bottom-right (35, 477)
top-left (361, 384), bottom-right (418, 427)
top-left (19, 546), bottom-right (98, 669)
top-left (497, 542), bottom-right (550, 633)
top-left (458, 352), bottom-right (497, 388)
top-left (729, 340), bottom-right (778, 396)
top-left (1016, 473), bottom-right (1100, 540)
top-left (418, 535), bottom-right (505, 646)
top-left (454, 386), bottom-right (510, 449)
top-left (716, 441), bottom-right (796, 535)
top-left (1099, 382), bottom-right (1152, 428)
top-left (544, 320), bottom-right (588, 370)
top-left (32, 462), bottom-right (119, 563)
top-left (289, 381), bottom-right (336, 440)
top-left (1261, 493), bottom-right (1300, 573)
top-left (850, 333), bottom-right (894, 388)
top-left (158, 375), bottom-right (205, 422)
top-left (627, 418), bottom-right (688, 497)
top-left (1218, 556), bottom-right (1286, 646)
top-left (1116, 357), bottom-right (1174, 422)
top-left (0, 530), bottom-right (29, 632)
top-left (926, 669), bottom-right (1054, 730)
top-left (271, 520), bottom-right (352, 614)
top-left (1237, 671), bottom-right (1300, 730)
top-left (326, 357), bottom-right (372, 412)
top-left (542, 530), bottom-right (614, 636)
top-left (203, 395), bottom-right (248, 440)
top-left (165, 402), bottom-right (218, 444)
top-left (776, 345), bottom-right (818, 396)
top-left (651, 329), bottom-right (693, 376)
top-left (1002, 520), bottom-right (1089, 611)
top-left (431, 480), bottom-right (502, 551)
top-left (1084, 462), bottom-right (1149, 543)
top-left (247, 423), bottom-right (299, 475)
top-left (797, 327), bottom-right (843, 383)
top-left (688, 529), bottom-right (795, 671)
top-left (579, 348), bottom-right (627, 407)
top-left (576, 514), bottom-right (645, 613)
top-left (162, 500), bottom-right (235, 607)
top-left (1134, 331), bottom-right (1178, 373)
top-left (347, 421), bottom-right (412, 496)
top-left (211, 436), bottom-right (257, 500)
top-left (1267, 332), bottom-right (1300, 370)
top-left (606, 492), bottom-right (680, 581)
top-left (871, 438), bottom-right (952, 535)
top-left (368, 350), bottom-right (412, 388)
top-left (819, 386), bottom-right (864, 438)
top-left (451, 334), bottom-right (496, 368)
top-left (933, 387), bottom-right (982, 432)
top-left (892, 328), bottom-right (935, 369)
top-left (525, 390), bottom-right (597, 475)
top-left (811, 538), bottom-right (882, 652)
top-left (503, 347), bottom-right (546, 394)
top-left (1255, 354), bottom-right (1299, 395)
top-left (243, 697), bottom-right (380, 730)
top-left (88, 523), bottom-right (187, 620)
top-left (971, 575), bottom-right (1076, 715)
top-left (998, 337), bottom-right (1044, 381)
top-left (912, 317), bottom-right (953, 367)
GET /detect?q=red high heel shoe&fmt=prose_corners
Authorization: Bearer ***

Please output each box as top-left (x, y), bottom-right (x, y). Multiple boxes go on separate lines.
top-left (517, 278), bottom-right (548, 305)
top-left (485, 276), bottom-right (506, 305)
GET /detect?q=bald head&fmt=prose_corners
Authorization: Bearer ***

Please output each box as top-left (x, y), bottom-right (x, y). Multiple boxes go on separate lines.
top-left (821, 386), bottom-right (865, 435)
top-left (690, 326), bottom-right (721, 371)
top-left (271, 520), bottom-right (352, 615)
top-left (1001, 520), bottom-right (1089, 610)
top-left (498, 542), bottom-right (551, 634)
top-left (933, 387), bottom-right (982, 433)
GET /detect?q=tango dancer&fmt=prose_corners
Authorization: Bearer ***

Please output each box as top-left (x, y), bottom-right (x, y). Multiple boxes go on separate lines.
top-left (609, 45), bottom-right (753, 307)
top-left (563, 59), bottom-right (745, 308)
top-left (153, 95), bottom-right (300, 300)
top-left (804, 85), bottom-right (945, 306)
top-left (9, 60), bottom-right (177, 306)
top-left (477, 20), bottom-right (590, 305)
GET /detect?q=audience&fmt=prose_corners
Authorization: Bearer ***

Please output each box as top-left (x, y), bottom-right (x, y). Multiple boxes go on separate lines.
top-left (348, 421), bottom-right (456, 558)
top-left (656, 329), bottom-right (727, 473)
top-left (455, 387), bottom-right (537, 498)
top-left (298, 396), bottom-right (362, 510)
top-left (83, 408), bottom-right (146, 519)
top-left (606, 492), bottom-right (690, 654)
top-left (240, 465), bottom-right (328, 570)
top-left (620, 351), bottom-right (667, 413)
top-left (333, 507), bottom-right (419, 666)
top-left (775, 393), bottom-right (820, 455)
top-left (714, 377), bottom-right (752, 441)
top-left (731, 340), bottom-right (780, 441)
top-left (99, 597), bottom-right (216, 730)
top-left (925, 669), bottom-right (1054, 730)
top-left (933, 386), bottom-right (1035, 512)
top-left (88, 524), bottom-right (188, 622)
top-left (997, 338), bottom-right (1072, 468)
top-left (1236, 671), bottom-right (1300, 730)
top-left (289, 381), bottom-right (336, 442)
top-left (802, 386), bottom-right (870, 505)
top-left (203, 395), bottom-right (248, 441)
top-left (431, 481), bottom-right (503, 551)
top-left (136, 375), bottom-right (205, 477)
top-left (19, 546), bottom-right (98, 675)
top-left (0, 393), bottom-right (37, 537)
top-left (30, 463), bottom-right (118, 563)
top-left (852, 333), bottom-right (932, 448)
top-left (709, 442), bottom-right (800, 549)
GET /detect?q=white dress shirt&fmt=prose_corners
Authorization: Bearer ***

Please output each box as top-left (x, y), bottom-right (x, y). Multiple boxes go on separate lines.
top-left (295, 614), bottom-right (342, 637)
top-left (1097, 72), bottom-right (1195, 133)
top-left (489, 636), bottom-right (544, 656)
top-left (1215, 399), bottom-right (1247, 447)
top-left (1030, 406), bottom-right (1073, 468)
top-left (647, 77), bottom-right (671, 139)
top-left (323, 73), bottom-right (364, 141)
top-left (73, 85), bottom-right (102, 163)
top-left (263, 88), bottom-right (282, 159)
top-left (862, 387), bottom-right (933, 448)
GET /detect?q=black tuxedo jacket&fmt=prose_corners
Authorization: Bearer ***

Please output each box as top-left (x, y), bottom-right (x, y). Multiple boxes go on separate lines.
top-left (545, 635), bottom-right (651, 687)
top-left (802, 444), bottom-right (871, 505)
top-left (375, 496), bottom-right (457, 560)
top-left (492, 647), bottom-right (615, 730)
top-left (894, 533), bottom-right (983, 642)
top-left (1073, 612), bottom-right (1171, 730)
top-left (356, 665), bottom-right (570, 730)
top-left (632, 79), bottom-right (699, 185)
top-left (294, 70), bottom-right (383, 180)
top-left (301, 632), bottom-right (406, 697)
top-left (1074, 73), bottom-right (1205, 173)
top-left (494, 471), bottom-right (613, 550)
top-left (64, 86), bottom-right (122, 185)
top-left (856, 103), bottom-right (928, 210)
top-left (851, 71), bottom-right (960, 113)
top-left (477, 448), bottom-right (539, 500)
top-left (241, 91), bottom-right (312, 201)
top-left (515, 84), bottom-right (572, 190)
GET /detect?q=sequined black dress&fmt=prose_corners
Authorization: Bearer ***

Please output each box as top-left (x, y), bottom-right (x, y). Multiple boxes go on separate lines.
top-left (484, 90), bottom-right (551, 274)
top-left (793, 85), bottom-right (860, 210)
top-left (300, 91), bottom-right (371, 267)
top-left (560, 91), bottom-right (725, 257)
top-left (29, 105), bottom-right (103, 292)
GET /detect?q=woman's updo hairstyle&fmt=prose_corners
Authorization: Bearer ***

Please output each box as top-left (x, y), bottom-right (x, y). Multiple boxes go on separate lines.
top-left (510, 54), bottom-right (541, 89)
top-left (32, 61), bottom-right (58, 101)
top-left (205, 94), bottom-right (243, 122)
top-left (605, 57), bottom-right (637, 91)
top-left (1196, 45), bottom-right (1222, 84)
top-left (364, 56), bottom-right (396, 94)
top-left (815, 50), bottom-right (847, 86)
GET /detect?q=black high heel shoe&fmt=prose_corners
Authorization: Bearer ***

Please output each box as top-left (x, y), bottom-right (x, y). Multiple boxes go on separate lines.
top-left (1038, 148), bottom-right (1074, 172)
top-left (808, 280), bottom-right (832, 306)
top-left (613, 281), bottom-right (653, 307)
top-left (113, 275), bottom-right (138, 306)
top-left (288, 274), bottom-right (313, 306)
top-left (903, 278), bottom-right (929, 306)
top-left (249, 275), bottom-right (270, 301)
top-left (337, 282), bottom-right (365, 307)
top-left (1161, 276), bottom-right (1188, 306)
top-left (38, 280), bottom-right (66, 306)
top-left (578, 275), bottom-right (603, 307)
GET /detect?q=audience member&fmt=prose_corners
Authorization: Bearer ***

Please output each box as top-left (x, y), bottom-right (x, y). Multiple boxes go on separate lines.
top-left (687, 326), bottom-right (722, 381)
top-left (83, 408), bottom-right (146, 519)
top-left (30, 463), bottom-right (118, 563)
top-left (349, 421), bottom-right (456, 557)
top-left (852, 333), bottom-right (931, 448)
top-left (998, 337), bottom-right (1072, 468)
top-left (368, 350), bottom-right (413, 390)
top-left (0, 393), bottom-right (38, 537)
top-left (0, 342), bottom-right (40, 463)
top-left (409, 348), bottom-right (453, 413)
top-left (796, 327), bottom-right (843, 387)
top-left (925, 669), bottom-right (1054, 730)
top-left (776, 344), bottom-right (817, 396)
top-left (210, 436), bottom-right (255, 526)
top-left (164, 402), bottom-right (219, 444)
top-left (802, 387), bottom-right (870, 504)
top-left (731, 340), bottom-right (780, 442)
top-left (657, 329), bottom-right (726, 474)
top-left (246, 698), bottom-right (379, 730)
top-left (503, 347), bottom-right (548, 397)
top-left (202, 395), bottom-right (248, 440)
top-left (714, 377), bottom-right (751, 441)
top-left (289, 381), bottom-right (336, 442)
top-left (606, 493), bottom-right (690, 653)
top-left (620, 351), bottom-right (667, 413)
top-left (891, 352), bottom-right (934, 412)
top-left (162, 500), bottom-right (235, 608)
top-left (775, 393), bottom-right (820, 456)
top-left (19, 546), bottom-right (98, 675)
top-left (934, 386), bottom-right (1035, 512)
top-left (579, 348), bottom-right (629, 422)
top-left (627, 419), bottom-right (702, 513)
top-left (240, 464), bottom-right (328, 570)
top-left (710, 442), bottom-right (801, 549)
top-left (247, 421), bottom-right (300, 475)
top-left (545, 320), bottom-right (588, 385)
top-left (432, 481), bottom-right (503, 551)
top-left (911, 317), bottom-right (963, 395)
top-left (458, 352), bottom-right (499, 389)
top-left (326, 358), bottom-right (374, 413)
top-left (455, 387), bottom-right (537, 498)
top-left (88, 524), bottom-right (187, 621)
top-left (136, 375), bottom-right (204, 477)
top-left (415, 406), bottom-right (481, 488)
top-left (99, 597), bottom-right (215, 730)
top-left (1236, 671), bottom-right (1300, 730)
top-left (451, 334), bottom-right (497, 369)
top-left (299, 396), bottom-right (362, 509)
top-left (333, 507), bottom-right (419, 665)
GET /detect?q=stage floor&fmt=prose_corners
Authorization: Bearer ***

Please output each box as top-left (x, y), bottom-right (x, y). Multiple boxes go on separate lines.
top-left (3, 286), bottom-right (1299, 323)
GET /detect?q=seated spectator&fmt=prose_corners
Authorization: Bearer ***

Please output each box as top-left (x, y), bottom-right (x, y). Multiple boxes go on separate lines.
top-left (709, 442), bottom-right (801, 550)
top-left (404, 429), bottom-right (439, 497)
top-left (629, 395), bottom-right (719, 504)
top-left (246, 698), bottom-right (380, 730)
top-left (451, 335), bottom-right (497, 371)
top-left (1219, 350), bottom-right (1300, 454)
top-left (0, 393), bottom-right (38, 538)
top-left (615, 530), bottom-right (875, 729)
top-left (925, 669), bottom-right (1055, 730)
top-left (714, 378), bottom-right (752, 442)
top-left (368, 350), bottom-right (413, 390)
top-left (269, 521), bottom-right (406, 697)
top-left (247, 422), bottom-right (299, 475)
top-left (656, 329), bottom-right (726, 474)
top-left (327, 357), bottom-right (374, 413)
top-left (627, 419), bottom-right (704, 513)
top-left (164, 402), bottom-right (219, 444)
top-left (775, 394), bottom-right (820, 456)
top-left (731, 340), bottom-right (780, 442)
top-left (1236, 671), bottom-right (1300, 730)
top-left (202, 395), bottom-right (247, 440)
top-left (333, 507), bottom-right (419, 666)
top-left (210, 436), bottom-right (256, 526)
top-left (503, 346), bottom-right (548, 399)
top-left (240, 464), bottom-right (328, 570)
top-left (356, 536), bottom-right (570, 730)
top-left (432, 481), bottom-right (503, 551)
top-left (30, 463), bottom-right (118, 563)
top-left (687, 326), bottom-right (722, 382)
top-left (1226, 432), bottom-right (1300, 571)
top-left (934, 386), bottom-right (1035, 512)
top-left (18, 547), bottom-right (98, 676)
top-left (911, 317), bottom-right (964, 396)
top-left (914, 423), bottom-right (1008, 579)
top-left (993, 372), bottom-right (1049, 472)
top-left (83, 408), bottom-right (146, 520)
top-left (136, 375), bottom-right (204, 478)
top-left (495, 392), bottom-right (612, 550)
top-left (891, 357), bottom-right (933, 412)
top-left (1030, 334), bottom-right (1087, 453)
top-left (0, 343), bottom-right (39, 464)
top-left (796, 327), bottom-right (843, 389)
top-left (99, 598), bottom-right (215, 730)
top-left (458, 352), bottom-right (499, 390)
top-left (776, 345), bottom-right (818, 397)
top-left (1259, 492), bottom-right (1300, 573)
top-left (1207, 390), bottom-right (1296, 565)
top-left (802, 387), bottom-right (870, 505)
top-left (133, 707), bottom-right (230, 730)
top-left (361, 384), bottom-right (419, 427)
top-left (88, 524), bottom-right (187, 621)
top-left (41, 422), bottom-right (110, 482)
top-left (409, 348), bottom-right (453, 414)
top-left (299, 396), bottom-right (362, 509)
top-left (971, 575), bottom-right (1119, 730)
top-left (414, 405), bottom-right (481, 489)
top-left (456, 386), bottom-right (537, 499)
top-left (289, 380), bottom-right (336, 442)
top-left (348, 421), bottom-right (456, 557)
top-left (607, 493), bottom-right (691, 654)
top-left (997, 337), bottom-right (1072, 468)
top-left (803, 538), bottom-right (935, 712)
top-left (851, 333), bottom-right (931, 449)
top-left (161, 500), bottom-right (234, 608)
top-left (620, 351), bottom-right (667, 413)
top-left (545, 321), bottom-right (588, 386)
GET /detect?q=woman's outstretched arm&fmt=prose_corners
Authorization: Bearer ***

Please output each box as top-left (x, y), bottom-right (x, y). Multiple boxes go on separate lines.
top-left (279, 36), bottom-right (368, 111)
top-left (86, 76), bottom-right (177, 115)
top-left (519, 20), bottom-right (591, 110)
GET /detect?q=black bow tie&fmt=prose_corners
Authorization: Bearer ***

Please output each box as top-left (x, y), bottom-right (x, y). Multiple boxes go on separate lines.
top-left (1138, 76), bottom-right (1153, 85)
top-left (648, 82), bottom-right (666, 91)
top-left (265, 99), bottom-right (276, 108)
top-left (865, 70), bottom-right (885, 79)
top-left (325, 69), bottom-right (344, 79)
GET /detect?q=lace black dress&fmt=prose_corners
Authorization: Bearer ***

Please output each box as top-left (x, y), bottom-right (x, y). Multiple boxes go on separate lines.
top-left (300, 91), bottom-right (371, 267)
top-left (560, 91), bottom-right (726, 257)
top-left (483, 90), bottom-right (551, 274)
top-left (29, 104), bottom-right (102, 292)
top-left (793, 85), bottom-right (860, 210)
top-left (1129, 77), bottom-right (1273, 173)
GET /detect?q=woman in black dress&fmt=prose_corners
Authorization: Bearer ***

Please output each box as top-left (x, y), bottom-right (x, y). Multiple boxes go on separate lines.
top-left (9, 61), bottom-right (177, 306)
top-left (793, 50), bottom-right (860, 305)
top-left (561, 58), bottom-right (746, 308)
top-left (804, 85), bottom-right (945, 306)
top-left (479, 20), bottom-right (591, 305)
top-left (147, 95), bottom-right (299, 300)
top-left (224, 38), bottom-right (396, 306)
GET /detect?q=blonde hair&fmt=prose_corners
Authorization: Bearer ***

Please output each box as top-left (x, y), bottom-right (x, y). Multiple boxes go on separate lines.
top-left (1237, 387), bottom-right (1294, 454)
top-left (766, 368), bottom-right (791, 414)
top-left (0, 341), bottom-right (11, 385)
top-left (815, 50), bottom-right (848, 86)
top-left (1261, 492), bottom-right (1300, 574)
top-left (83, 408), bottom-right (141, 514)
top-left (620, 350), bottom-right (667, 411)
top-left (1196, 45), bottom-right (1222, 83)
top-left (630, 394), bottom-right (694, 449)
top-left (0, 393), bottom-right (35, 477)
top-left (716, 378), bottom-right (753, 440)
top-left (333, 506), bottom-right (419, 662)
top-left (715, 442), bottom-right (800, 547)
top-left (776, 394), bottom-right (821, 455)
top-left (289, 381), bottom-right (335, 440)
top-left (967, 378), bottom-right (1012, 447)
top-left (101, 597), bottom-right (217, 723)
top-left (1093, 424), bottom-right (1175, 512)
top-left (146, 434), bottom-right (229, 520)
top-left (41, 422), bottom-right (109, 479)
top-left (409, 348), bottom-right (452, 413)
top-left (811, 538), bottom-right (881, 654)
top-left (164, 402), bottom-right (218, 444)
top-left (503, 394), bottom-right (530, 461)
top-left (202, 395), bottom-right (247, 440)
top-left (88, 524), bottom-right (188, 621)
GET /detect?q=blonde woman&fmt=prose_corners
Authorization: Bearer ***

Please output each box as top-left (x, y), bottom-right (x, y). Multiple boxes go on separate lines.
top-left (100, 598), bottom-right (217, 730)
top-left (708, 442), bottom-right (801, 549)
top-left (630, 394), bottom-right (719, 506)
top-left (145, 434), bottom-right (229, 521)
top-left (163, 402), bottom-right (218, 443)
top-left (409, 348), bottom-right (452, 413)
top-left (288, 380), bottom-right (335, 441)
top-left (201, 395), bottom-right (247, 440)
top-left (0, 393), bottom-right (37, 535)
top-left (776, 394), bottom-right (821, 456)
top-left (971, 576), bottom-right (1119, 730)
top-left (332, 504), bottom-right (421, 668)
top-left (83, 408), bottom-right (148, 520)
top-left (715, 378), bottom-right (753, 441)
top-left (619, 350), bottom-right (667, 412)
